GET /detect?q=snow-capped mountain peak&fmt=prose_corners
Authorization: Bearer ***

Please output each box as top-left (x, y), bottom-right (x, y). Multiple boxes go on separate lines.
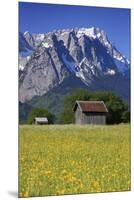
top-left (76, 27), bottom-right (97, 39)
top-left (24, 31), bottom-right (30, 36)
top-left (19, 27), bottom-right (130, 102)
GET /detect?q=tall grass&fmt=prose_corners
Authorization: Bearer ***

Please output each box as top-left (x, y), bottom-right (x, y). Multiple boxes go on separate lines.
top-left (19, 124), bottom-right (130, 197)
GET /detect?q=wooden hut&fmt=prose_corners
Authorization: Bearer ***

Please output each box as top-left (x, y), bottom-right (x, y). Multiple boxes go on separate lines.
top-left (73, 101), bottom-right (108, 125)
top-left (34, 117), bottom-right (48, 125)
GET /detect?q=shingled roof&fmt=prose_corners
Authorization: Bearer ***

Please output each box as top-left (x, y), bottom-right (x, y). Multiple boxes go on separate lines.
top-left (73, 101), bottom-right (108, 113)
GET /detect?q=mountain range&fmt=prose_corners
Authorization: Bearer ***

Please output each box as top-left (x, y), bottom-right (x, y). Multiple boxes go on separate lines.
top-left (19, 27), bottom-right (130, 122)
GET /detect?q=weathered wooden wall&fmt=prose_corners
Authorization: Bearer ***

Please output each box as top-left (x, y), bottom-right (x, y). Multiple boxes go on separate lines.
top-left (75, 106), bottom-right (83, 124)
top-left (75, 107), bottom-right (106, 125)
top-left (83, 112), bottom-right (106, 124)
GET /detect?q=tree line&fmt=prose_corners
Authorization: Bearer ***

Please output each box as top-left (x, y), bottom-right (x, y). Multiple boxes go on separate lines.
top-left (27, 89), bottom-right (130, 124)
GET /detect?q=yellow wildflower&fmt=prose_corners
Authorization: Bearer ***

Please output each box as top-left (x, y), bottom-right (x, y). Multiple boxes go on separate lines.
top-left (23, 191), bottom-right (29, 197)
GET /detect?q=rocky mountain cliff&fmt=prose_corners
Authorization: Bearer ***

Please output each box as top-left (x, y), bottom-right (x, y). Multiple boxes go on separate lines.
top-left (19, 27), bottom-right (130, 103)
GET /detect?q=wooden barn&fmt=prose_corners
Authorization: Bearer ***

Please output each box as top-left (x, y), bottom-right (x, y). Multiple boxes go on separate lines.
top-left (34, 117), bottom-right (48, 125)
top-left (73, 101), bottom-right (108, 125)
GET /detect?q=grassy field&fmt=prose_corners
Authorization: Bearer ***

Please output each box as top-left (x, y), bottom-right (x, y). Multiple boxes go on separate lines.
top-left (19, 124), bottom-right (130, 197)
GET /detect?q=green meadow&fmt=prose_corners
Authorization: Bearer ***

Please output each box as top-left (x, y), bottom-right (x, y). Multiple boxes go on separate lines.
top-left (19, 124), bottom-right (130, 197)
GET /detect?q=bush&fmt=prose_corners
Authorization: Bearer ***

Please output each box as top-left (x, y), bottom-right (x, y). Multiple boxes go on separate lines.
top-left (121, 110), bottom-right (130, 123)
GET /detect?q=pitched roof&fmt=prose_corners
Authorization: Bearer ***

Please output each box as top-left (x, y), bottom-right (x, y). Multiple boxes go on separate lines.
top-left (73, 101), bottom-right (108, 113)
top-left (34, 117), bottom-right (48, 122)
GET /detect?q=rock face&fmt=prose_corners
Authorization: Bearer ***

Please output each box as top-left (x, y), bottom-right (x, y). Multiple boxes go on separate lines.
top-left (19, 27), bottom-right (130, 103)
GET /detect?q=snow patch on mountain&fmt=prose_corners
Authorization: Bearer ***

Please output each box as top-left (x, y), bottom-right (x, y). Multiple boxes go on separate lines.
top-left (105, 69), bottom-right (116, 75)
top-left (76, 71), bottom-right (86, 81)
top-left (19, 56), bottom-right (31, 71)
top-left (76, 27), bottom-right (101, 39)
top-left (42, 42), bottom-right (52, 48)
top-left (77, 27), bottom-right (97, 39)
top-left (19, 64), bottom-right (25, 71)
top-left (113, 54), bottom-right (125, 63)
top-left (33, 34), bottom-right (44, 41)
top-left (24, 31), bottom-right (29, 36)
top-left (97, 32), bottom-right (101, 38)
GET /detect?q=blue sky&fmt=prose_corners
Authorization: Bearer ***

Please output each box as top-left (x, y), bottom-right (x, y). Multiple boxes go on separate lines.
top-left (19, 2), bottom-right (130, 59)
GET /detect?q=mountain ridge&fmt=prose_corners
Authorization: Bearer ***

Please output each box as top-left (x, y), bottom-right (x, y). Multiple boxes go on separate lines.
top-left (19, 27), bottom-right (130, 103)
